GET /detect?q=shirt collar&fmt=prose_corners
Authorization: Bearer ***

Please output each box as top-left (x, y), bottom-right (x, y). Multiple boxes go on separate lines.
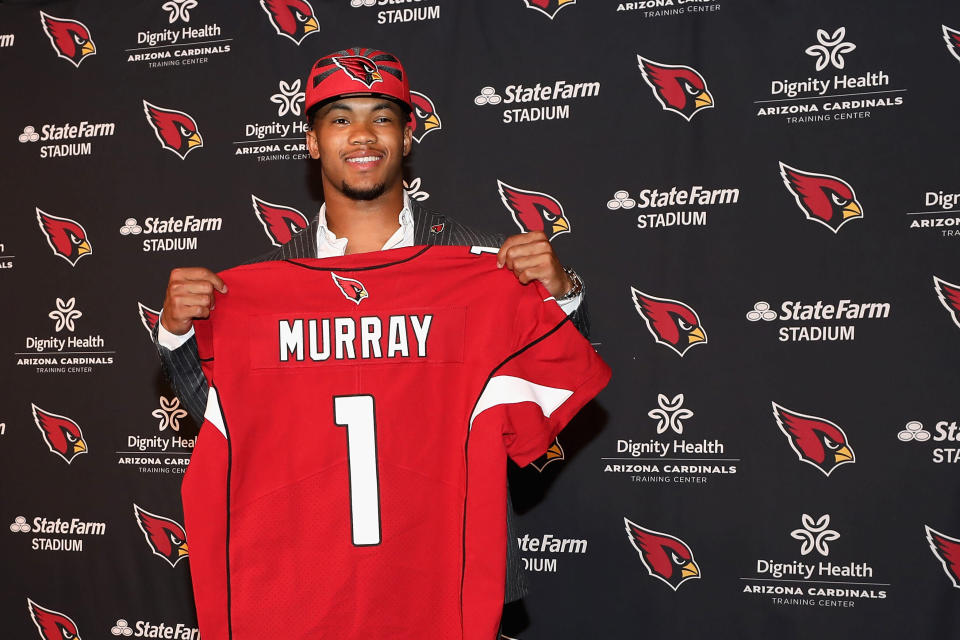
top-left (315, 192), bottom-right (414, 258)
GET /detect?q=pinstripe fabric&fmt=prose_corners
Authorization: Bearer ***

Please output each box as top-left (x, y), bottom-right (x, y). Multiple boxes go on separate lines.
top-left (153, 199), bottom-right (589, 604)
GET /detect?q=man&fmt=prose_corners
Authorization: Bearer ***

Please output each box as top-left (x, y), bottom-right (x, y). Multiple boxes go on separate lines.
top-left (155, 46), bottom-right (587, 619)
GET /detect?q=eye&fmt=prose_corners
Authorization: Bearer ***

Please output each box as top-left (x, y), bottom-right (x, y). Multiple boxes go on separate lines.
top-left (830, 192), bottom-right (848, 206)
top-left (178, 123), bottom-right (194, 137)
top-left (69, 233), bottom-right (82, 245)
top-left (65, 431), bottom-right (78, 442)
top-left (295, 9), bottom-right (308, 22)
top-left (670, 551), bottom-right (686, 566)
top-left (682, 80), bottom-right (700, 96)
top-left (822, 435), bottom-right (840, 450)
top-left (59, 624), bottom-right (75, 639)
top-left (170, 533), bottom-right (184, 545)
top-left (677, 318), bottom-right (693, 331)
top-left (415, 106), bottom-right (428, 118)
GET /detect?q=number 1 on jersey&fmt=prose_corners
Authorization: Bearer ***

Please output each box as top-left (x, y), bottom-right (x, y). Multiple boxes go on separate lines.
top-left (334, 395), bottom-right (382, 546)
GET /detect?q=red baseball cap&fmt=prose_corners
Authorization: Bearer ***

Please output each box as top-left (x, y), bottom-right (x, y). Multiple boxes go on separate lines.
top-left (305, 46), bottom-right (412, 118)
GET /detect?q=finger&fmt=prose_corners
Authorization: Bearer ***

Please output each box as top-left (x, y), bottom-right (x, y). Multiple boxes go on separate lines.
top-left (171, 268), bottom-right (227, 294)
top-left (497, 233), bottom-right (534, 267)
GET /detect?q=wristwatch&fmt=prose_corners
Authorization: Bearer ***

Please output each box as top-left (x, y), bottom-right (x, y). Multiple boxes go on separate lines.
top-left (555, 267), bottom-right (583, 302)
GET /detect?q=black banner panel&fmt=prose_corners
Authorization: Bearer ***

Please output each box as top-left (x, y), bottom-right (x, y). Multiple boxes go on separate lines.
top-left (2, 0), bottom-right (960, 638)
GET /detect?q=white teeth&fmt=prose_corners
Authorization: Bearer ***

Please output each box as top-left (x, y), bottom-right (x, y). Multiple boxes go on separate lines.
top-left (347, 156), bottom-right (378, 164)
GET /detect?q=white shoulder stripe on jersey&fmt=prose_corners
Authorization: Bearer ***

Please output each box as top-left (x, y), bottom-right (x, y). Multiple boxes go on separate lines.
top-left (470, 375), bottom-right (573, 429)
top-left (204, 386), bottom-right (227, 439)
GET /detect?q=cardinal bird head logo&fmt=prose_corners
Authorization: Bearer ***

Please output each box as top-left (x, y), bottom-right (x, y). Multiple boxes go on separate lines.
top-left (40, 11), bottom-right (96, 68)
top-left (332, 273), bottom-right (369, 304)
top-left (631, 288), bottom-right (706, 357)
top-left (252, 195), bottom-right (309, 247)
top-left (925, 525), bottom-right (960, 588)
top-left (143, 101), bottom-right (203, 160)
top-left (637, 56), bottom-right (714, 121)
top-left (529, 438), bottom-right (565, 472)
top-left (624, 518), bottom-right (700, 591)
top-left (36, 208), bottom-right (92, 267)
top-left (497, 181), bottom-right (571, 240)
top-left (32, 404), bottom-right (88, 464)
top-left (933, 276), bottom-right (960, 330)
top-left (410, 91), bottom-right (442, 142)
top-left (138, 302), bottom-right (160, 337)
top-left (779, 162), bottom-right (863, 233)
top-left (333, 55), bottom-right (383, 89)
top-left (134, 504), bottom-right (189, 567)
top-left (523, 0), bottom-right (577, 20)
top-left (28, 599), bottom-right (81, 640)
top-left (772, 403), bottom-right (855, 477)
top-left (260, 0), bottom-right (319, 45)
top-left (943, 25), bottom-right (960, 63)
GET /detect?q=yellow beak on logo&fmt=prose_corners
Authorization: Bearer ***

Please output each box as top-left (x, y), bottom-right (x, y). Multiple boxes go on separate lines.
top-left (304, 17), bottom-right (318, 33)
top-left (842, 202), bottom-right (862, 219)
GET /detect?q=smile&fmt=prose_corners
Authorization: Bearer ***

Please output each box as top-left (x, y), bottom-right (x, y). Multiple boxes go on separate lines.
top-left (346, 155), bottom-right (381, 164)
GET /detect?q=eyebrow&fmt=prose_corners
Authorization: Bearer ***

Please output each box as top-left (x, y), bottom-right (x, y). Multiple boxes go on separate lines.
top-left (324, 101), bottom-right (397, 114)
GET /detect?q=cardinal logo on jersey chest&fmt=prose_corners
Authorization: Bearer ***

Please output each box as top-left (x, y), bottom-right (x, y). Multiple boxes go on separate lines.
top-left (332, 273), bottom-right (369, 304)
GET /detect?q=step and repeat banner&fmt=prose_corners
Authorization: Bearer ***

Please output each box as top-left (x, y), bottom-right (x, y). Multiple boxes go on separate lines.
top-left (2, 0), bottom-right (960, 637)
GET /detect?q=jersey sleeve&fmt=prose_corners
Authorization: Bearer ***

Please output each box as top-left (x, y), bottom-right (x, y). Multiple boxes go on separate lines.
top-left (470, 285), bottom-right (611, 467)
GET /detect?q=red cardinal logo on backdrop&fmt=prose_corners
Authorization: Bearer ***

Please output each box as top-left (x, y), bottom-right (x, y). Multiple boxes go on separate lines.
top-left (252, 195), bottom-right (309, 246)
top-left (779, 162), bottom-right (863, 233)
top-left (143, 101), bottom-right (203, 160)
top-left (332, 273), bottom-right (369, 304)
top-left (497, 181), bottom-right (571, 240)
top-left (138, 302), bottom-right (160, 336)
top-left (32, 404), bottom-right (88, 464)
top-left (631, 288), bottom-right (706, 357)
top-left (637, 56), bottom-right (714, 121)
top-left (134, 504), bottom-right (189, 567)
top-left (40, 11), bottom-right (96, 67)
top-left (529, 438), bottom-right (565, 472)
top-left (333, 55), bottom-right (383, 88)
top-left (933, 276), bottom-right (960, 330)
top-left (772, 403), bottom-right (855, 477)
top-left (624, 519), bottom-right (700, 590)
top-left (36, 208), bottom-right (92, 266)
top-left (523, 0), bottom-right (577, 20)
top-left (260, 0), bottom-right (319, 44)
top-left (943, 25), bottom-right (960, 63)
top-left (410, 91), bottom-right (442, 142)
top-left (28, 599), bottom-right (82, 640)
top-left (925, 525), bottom-right (960, 588)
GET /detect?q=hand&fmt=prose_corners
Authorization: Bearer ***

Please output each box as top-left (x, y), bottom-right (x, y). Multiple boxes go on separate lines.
top-left (161, 267), bottom-right (228, 335)
top-left (497, 232), bottom-right (573, 298)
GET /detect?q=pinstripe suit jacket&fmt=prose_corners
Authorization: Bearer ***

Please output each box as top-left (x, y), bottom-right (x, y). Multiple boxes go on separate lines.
top-left (154, 199), bottom-right (589, 603)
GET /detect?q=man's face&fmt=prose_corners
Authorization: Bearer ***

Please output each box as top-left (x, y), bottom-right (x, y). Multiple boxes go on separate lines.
top-left (306, 97), bottom-right (412, 201)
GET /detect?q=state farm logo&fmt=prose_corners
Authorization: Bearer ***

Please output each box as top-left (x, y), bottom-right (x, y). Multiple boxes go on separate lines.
top-left (16, 296), bottom-right (115, 374)
top-left (517, 531), bottom-right (587, 574)
top-left (11, 513), bottom-right (106, 552)
top-left (745, 296), bottom-right (890, 343)
top-left (119, 212), bottom-right (222, 252)
top-left (40, 12), bottom-right (96, 67)
top-left (897, 419), bottom-right (960, 465)
top-left (497, 181), bottom-right (570, 239)
top-left (127, 1), bottom-right (230, 67)
top-left (755, 26), bottom-right (904, 125)
top-left (637, 56), bottom-right (714, 121)
top-left (906, 190), bottom-right (960, 236)
top-left (616, 0), bottom-right (721, 19)
top-left (260, 0), bottom-right (319, 45)
top-left (252, 195), bottom-right (309, 246)
top-left (944, 26), bottom-right (960, 63)
top-left (605, 392), bottom-right (736, 484)
top-left (474, 78), bottom-right (600, 125)
top-left (349, 0), bottom-right (441, 25)
top-left (522, 0), bottom-right (576, 20)
top-left (29, 600), bottom-right (82, 640)
top-left (624, 519), bottom-right (700, 591)
top-left (18, 120), bottom-right (116, 159)
top-left (772, 403), bottom-right (855, 477)
top-left (135, 504), bottom-right (189, 567)
top-left (925, 525), bottom-right (960, 588)
top-left (606, 184), bottom-right (739, 231)
top-left (236, 78), bottom-right (310, 162)
top-left (111, 617), bottom-right (199, 639)
top-left (630, 288), bottom-right (706, 356)
top-left (36, 208), bottom-right (92, 266)
top-left (742, 513), bottom-right (887, 607)
top-left (780, 163), bottom-right (863, 233)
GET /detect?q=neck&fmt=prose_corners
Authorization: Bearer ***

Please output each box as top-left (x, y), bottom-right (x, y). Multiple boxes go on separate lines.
top-left (323, 184), bottom-right (405, 255)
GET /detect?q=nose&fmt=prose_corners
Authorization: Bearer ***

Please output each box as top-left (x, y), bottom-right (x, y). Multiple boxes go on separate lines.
top-left (348, 121), bottom-right (375, 145)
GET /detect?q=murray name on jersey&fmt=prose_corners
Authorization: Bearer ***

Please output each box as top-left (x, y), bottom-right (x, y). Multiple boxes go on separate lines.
top-left (277, 314), bottom-right (434, 362)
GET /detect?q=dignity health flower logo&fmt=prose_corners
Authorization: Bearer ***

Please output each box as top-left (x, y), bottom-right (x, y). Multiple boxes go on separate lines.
top-left (162, 0), bottom-right (198, 23)
top-left (791, 513), bottom-right (840, 556)
top-left (49, 297), bottom-right (82, 332)
top-left (270, 80), bottom-right (306, 117)
top-left (648, 393), bottom-right (693, 435)
top-left (805, 28), bottom-right (856, 71)
top-left (152, 396), bottom-right (188, 432)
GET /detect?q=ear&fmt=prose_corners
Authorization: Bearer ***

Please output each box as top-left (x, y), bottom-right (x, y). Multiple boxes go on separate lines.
top-left (305, 128), bottom-right (320, 160)
top-left (402, 124), bottom-right (412, 157)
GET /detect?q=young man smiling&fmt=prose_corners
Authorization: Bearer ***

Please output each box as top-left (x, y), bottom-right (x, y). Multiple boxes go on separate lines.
top-left (155, 46), bottom-right (590, 637)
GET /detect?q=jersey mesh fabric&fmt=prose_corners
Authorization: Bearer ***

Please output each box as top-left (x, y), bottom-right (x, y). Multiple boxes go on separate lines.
top-left (182, 245), bottom-right (610, 640)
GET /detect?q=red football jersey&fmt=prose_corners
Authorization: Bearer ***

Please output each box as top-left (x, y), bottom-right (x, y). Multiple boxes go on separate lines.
top-left (182, 245), bottom-right (610, 639)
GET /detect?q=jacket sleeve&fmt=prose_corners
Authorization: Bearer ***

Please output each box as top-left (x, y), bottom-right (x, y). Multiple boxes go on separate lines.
top-left (154, 329), bottom-right (209, 425)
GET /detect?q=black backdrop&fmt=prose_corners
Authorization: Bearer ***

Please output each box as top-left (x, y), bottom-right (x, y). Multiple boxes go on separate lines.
top-left (3, 0), bottom-right (960, 637)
